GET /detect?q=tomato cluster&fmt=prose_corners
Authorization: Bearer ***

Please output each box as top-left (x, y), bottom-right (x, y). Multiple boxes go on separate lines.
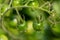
top-left (0, 0), bottom-right (60, 40)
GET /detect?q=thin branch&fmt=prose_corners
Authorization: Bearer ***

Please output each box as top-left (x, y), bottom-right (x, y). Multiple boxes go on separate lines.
top-left (15, 8), bottom-right (23, 23)
top-left (39, 1), bottom-right (49, 8)
top-left (1, 5), bottom-right (51, 18)
top-left (1, 0), bottom-right (12, 16)
top-left (24, 0), bottom-right (31, 6)
top-left (9, 0), bottom-right (13, 7)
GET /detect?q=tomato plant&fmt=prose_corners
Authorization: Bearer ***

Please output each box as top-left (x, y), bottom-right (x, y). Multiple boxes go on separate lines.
top-left (1, 0), bottom-right (60, 40)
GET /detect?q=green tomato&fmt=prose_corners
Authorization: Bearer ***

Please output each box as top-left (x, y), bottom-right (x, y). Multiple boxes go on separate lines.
top-left (12, 0), bottom-right (22, 10)
top-left (18, 21), bottom-right (26, 31)
top-left (12, 0), bottom-right (21, 6)
top-left (28, 1), bottom-right (39, 7)
top-left (25, 20), bottom-right (34, 34)
top-left (21, 1), bottom-right (40, 20)
top-left (9, 18), bottom-right (18, 27)
top-left (33, 22), bottom-right (42, 31)
top-left (52, 23), bottom-right (60, 37)
top-left (0, 35), bottom-right (8, 40)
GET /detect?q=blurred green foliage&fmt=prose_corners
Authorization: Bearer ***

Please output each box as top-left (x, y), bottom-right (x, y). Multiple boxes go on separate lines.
top-left (0, 0), bottom-right (60, 40)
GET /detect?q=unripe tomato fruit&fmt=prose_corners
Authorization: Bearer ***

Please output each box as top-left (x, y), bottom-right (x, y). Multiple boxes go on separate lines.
top-left (25, 20), bottom-right (34, 34)
top-left (18, 21), bottom-right (26, 31)
top-left (28, 1), bottom-right (39, 7)
top-left (33, 23), bottom-right (42, 31)
top-left (12, 0), bottom-right (21, 6)
top-left (52, 23), bottom-right (60, 37)
top-left (12, 0), bottom-right (23, 10)
top-left (9, 18), bottom-right (18, 27)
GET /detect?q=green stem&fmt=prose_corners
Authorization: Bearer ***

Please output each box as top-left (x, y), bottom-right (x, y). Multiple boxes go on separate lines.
top-left (15, 8), bottom-right (24, 23)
